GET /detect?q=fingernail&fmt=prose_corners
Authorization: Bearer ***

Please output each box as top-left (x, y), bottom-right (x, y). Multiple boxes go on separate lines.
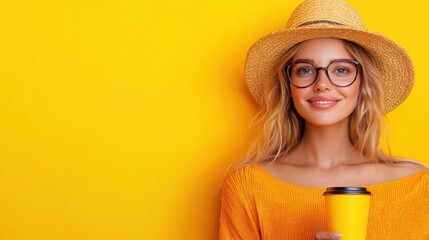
top-left (334, 232), bottom-right (342, 238)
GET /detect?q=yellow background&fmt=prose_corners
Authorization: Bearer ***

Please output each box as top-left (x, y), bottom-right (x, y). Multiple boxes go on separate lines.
top-left (0, 0), bottom-right (428, 239)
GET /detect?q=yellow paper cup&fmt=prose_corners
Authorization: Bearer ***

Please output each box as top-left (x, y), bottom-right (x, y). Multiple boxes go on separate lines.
top-left (323, 187), bottom-right (371, 240)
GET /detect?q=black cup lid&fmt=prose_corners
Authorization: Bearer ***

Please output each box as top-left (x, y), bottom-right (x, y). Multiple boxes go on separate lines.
top-left (323, 187), bottom-right (371, 195)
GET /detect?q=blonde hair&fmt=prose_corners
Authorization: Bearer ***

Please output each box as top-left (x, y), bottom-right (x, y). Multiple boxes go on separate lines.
top-left (242, 40), bottom-right (392, 165)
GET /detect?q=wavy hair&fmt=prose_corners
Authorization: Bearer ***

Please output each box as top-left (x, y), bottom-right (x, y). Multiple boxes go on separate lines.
top-left (242, 40), bottom-right (393, 165)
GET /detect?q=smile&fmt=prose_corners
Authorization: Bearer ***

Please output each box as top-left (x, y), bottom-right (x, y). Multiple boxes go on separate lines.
top-left (311, 100), bottom-right (336, 105)
top-left (307, 97), bottom-right (340, 109)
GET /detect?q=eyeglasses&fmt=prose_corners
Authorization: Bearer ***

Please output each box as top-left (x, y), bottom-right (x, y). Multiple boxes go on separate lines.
top-left (285, 59), bottom-right (361, 88)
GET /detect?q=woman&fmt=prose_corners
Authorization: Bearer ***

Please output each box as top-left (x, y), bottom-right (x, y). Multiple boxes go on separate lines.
top-left (219, 0), bottom-right (429, 239)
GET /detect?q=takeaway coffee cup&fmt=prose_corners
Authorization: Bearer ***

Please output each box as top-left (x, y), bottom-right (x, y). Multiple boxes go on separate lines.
top-left (323, 187), bottom-right (371, 240)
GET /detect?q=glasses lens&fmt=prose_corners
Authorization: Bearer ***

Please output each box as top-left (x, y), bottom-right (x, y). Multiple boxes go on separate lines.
top-left (288, 63), bottom-right (316, 88)
top-left (327, 61), bottom-right (358, 87)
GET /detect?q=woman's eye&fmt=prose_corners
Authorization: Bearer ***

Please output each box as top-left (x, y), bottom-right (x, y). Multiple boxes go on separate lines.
top-left (334, 68), bottom-right (349, 74)
top-left (298, 68), bottom-right (313, 75)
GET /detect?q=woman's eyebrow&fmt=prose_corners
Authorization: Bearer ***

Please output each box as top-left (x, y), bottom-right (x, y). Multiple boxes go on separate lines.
top-left (292, 58), bottom-right (314, 64)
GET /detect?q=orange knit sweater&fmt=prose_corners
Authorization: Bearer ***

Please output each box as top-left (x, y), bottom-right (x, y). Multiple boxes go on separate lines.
top-left (219, 165), bottom-right (429, 240)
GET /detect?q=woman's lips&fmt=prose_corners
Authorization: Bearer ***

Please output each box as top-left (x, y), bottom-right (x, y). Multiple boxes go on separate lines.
top-left (307, 96), bottom-right (340, 109)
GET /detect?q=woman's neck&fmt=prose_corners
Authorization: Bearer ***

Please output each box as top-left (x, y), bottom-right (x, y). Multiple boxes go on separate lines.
top-left (288, 119), bottom-right (364, 169)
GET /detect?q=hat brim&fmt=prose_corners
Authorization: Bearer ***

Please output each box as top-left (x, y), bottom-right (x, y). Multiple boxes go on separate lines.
top-left (245, 27), bottom-right (414, 113)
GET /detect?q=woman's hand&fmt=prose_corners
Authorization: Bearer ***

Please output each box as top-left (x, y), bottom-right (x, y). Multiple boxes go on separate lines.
top-left (315, 231), bottom-right (342, 239)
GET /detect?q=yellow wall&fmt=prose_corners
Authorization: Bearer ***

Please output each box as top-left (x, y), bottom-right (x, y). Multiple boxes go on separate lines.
top-left (0, 0), bottom-right (427, 239)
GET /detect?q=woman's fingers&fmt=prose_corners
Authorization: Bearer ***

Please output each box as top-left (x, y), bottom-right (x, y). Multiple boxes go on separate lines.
top-left (315, 231), bottom-right (342, 239)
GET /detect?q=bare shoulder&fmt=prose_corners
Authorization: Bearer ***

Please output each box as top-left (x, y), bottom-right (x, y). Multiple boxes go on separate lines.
top-left (391, 158), bottom-right (428, 173)
top-left (369, 158), bottom-right (428, 182)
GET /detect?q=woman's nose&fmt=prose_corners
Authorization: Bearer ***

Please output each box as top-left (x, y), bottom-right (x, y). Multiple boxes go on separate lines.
top-left (313, 69), bottom-right (333, 91)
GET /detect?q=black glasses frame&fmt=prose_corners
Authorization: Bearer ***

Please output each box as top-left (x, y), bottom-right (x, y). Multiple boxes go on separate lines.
top-left (285, 59), bottom-right (361, 88)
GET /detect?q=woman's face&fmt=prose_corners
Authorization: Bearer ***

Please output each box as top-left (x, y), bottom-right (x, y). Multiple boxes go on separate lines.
top-left (289, 38), bottom-right (361, 127)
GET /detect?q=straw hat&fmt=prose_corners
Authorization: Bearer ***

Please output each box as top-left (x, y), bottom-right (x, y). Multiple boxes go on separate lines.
top-left (245, 0), bottom-right (414, 113)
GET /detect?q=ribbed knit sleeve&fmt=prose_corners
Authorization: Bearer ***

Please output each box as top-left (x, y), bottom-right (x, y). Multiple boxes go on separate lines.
top-left (219, 168), bottom-right (261, 240)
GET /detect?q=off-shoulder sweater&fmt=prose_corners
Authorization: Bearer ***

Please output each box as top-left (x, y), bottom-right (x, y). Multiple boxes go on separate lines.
top-left (219, 165), bottom-right (429, 240)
